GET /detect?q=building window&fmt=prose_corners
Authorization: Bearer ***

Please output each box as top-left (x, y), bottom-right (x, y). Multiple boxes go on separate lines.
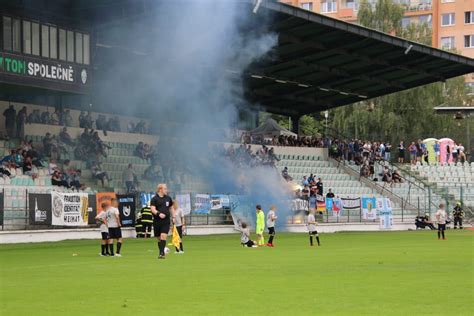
top-left (83, 33), bottom-right (90, 65)
top-left (23, 21), bottom-right (31, 54)
top-left (467, 83), bottom-right (474, 95)
top-left (41, 25), bottom-right (49, 58)
top-left (321, 0), bottom-right (337, 13)
top-left (50, 26), bottom-right (57, 59)
top-left (419, 14), bottom-right (432, 27)
top-left (464, 35), bottom-right (474, 48)
top-left (31, 22), bottom-right (40, 56)
top-left (67, 30), bottom-right (74, 62)
top-left (12, 18), bottom-right (20, 52)
top-left (345, 0), bottom-right (356, 9)
top-left (75, 32), bottom-right (83, 63)
top-left (441, 0), bottom-right (455, 3)
top-left (300, 2), bottom-right (313, 11)
top-left (465, 12), bottom-right (474, 24)
top-left (440, 36), bottom-right (455, 49)
top-left (3, 16), bottom-right (12, 51)
top-left (441, 13), bottom-right (455, 26)
top-left (59, 29), bottom-right (66, 60)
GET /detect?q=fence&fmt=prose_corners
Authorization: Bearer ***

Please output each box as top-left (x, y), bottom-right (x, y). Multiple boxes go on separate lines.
top-left (1, 188), bottom-right (422, 231)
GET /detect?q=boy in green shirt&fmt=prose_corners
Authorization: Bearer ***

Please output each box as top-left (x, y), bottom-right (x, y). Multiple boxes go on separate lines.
top-left (256, 205), bottom-right (265, 247)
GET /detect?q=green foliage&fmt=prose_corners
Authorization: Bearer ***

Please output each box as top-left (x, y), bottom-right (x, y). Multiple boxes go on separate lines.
top-left (327, 0), bottom-right (472, 145)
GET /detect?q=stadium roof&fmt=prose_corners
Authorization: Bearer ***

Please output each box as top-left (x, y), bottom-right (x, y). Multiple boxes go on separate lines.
top-left (1, 0), bottom-right (473, 117)
top-left (244, 1), bottom-right (474, 117)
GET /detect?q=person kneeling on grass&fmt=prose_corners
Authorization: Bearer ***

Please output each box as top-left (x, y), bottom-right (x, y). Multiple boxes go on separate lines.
top-left (235, 221), bottom-right (257, 248)
top-left (307, 209), bottom-right (321, 247)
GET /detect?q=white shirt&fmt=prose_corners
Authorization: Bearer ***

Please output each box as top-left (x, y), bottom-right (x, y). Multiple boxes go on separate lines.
top-left (307, 214), bottom-right (317, 232)
top-left (267, 210), bottom-right (276, 228)
top-left (97, 211), bottom-right (108, 233)
top-left (174, 208), bottom-right (183, 227)
top-left (435, 209), bottom-right (448, 225)
top-left (106, 207), bottom-right (120, 228)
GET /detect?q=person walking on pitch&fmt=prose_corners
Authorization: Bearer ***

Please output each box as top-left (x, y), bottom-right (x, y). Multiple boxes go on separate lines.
top-left (150, 184), bottom-right (174, 259)
top-left (255, 205), bottom-right (265, 247)
top-left (95, 202), bottom-right (110, 256)
top-left (266, 205), bottom-right (277, 247)
top-left (307, 209), bottom-right (321, 246)
top-left (435, 203), bottom-right (448, 240)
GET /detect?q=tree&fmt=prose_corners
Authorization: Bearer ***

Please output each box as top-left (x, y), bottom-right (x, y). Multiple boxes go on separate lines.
top-left (328, 0), bottom-right (472, 148)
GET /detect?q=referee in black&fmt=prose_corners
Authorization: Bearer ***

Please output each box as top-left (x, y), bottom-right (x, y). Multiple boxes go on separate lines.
top-left (150, 183), bottom-right (174, 259)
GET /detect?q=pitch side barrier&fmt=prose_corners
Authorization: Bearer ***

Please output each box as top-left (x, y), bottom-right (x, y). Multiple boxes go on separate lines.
top-left (1, 189), bottom-right (418, 232)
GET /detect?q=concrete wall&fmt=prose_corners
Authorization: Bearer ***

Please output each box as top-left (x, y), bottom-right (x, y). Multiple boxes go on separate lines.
top-left (0, 223), bottom-right (416, 244)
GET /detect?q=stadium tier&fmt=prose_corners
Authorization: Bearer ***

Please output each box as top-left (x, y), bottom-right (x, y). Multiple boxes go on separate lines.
top-left (410, 163), bottom-right (474, 208)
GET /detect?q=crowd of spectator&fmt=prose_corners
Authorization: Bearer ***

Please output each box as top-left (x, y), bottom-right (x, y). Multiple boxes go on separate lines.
top-left (0, 139), bottom-right (46, 180)
top-left (241, 133), bottom-right (326, 148)
top-left (215, 144), bottom-right (280, 168)
top-left (3, 104), bottom-right (151, 141)
top-left (134, 142), bottom-right (154, 160)
top-left (49, 159), bottom-right (84, 190)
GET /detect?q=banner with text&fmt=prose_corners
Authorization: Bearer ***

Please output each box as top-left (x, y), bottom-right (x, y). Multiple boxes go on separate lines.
top-left (290, 199), bottom-right (309, 212)
top-left (194, 194), bottom-right (211, 214)
top-left (341, 197), bottom-right (360, 210)
top-left (361, 197), bottom-right (377, 220)
top-left (377, 198), bottom-right (393, 229)
top-left (117, 194), bottom-right (136, 227)
top-left (210, 194), bottom-right (231, 210)
top-left (51, 192), bottom-right (89, 226)
top-left (28, 193), bottom-right (52, 225)
top-left (176, 194), bottom-right (192, 215)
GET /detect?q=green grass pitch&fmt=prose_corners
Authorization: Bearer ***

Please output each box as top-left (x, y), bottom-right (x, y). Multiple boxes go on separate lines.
top-left (1, 230), bottom-right (473, 315)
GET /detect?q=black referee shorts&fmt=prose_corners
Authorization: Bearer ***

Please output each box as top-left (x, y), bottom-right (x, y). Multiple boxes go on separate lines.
top-left (154, 221), bottom-right (171, 236)
top-left (268, 227), bottom-right (275, 235)
top-left (309, 231), bottom-right (318, 236)
top-left (438, 224), bottom-right (446, 231)
top-left (108, 227), bottom-right (122, 239)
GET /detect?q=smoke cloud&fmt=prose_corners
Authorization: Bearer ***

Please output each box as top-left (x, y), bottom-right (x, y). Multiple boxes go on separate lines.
top-left (98, 0), bottom-right (295, 227)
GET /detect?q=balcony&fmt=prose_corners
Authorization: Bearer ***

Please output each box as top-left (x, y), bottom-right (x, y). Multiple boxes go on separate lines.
top-left (338, 8), bottom-right (357, 20)
top-left (402, 4), bottom-right (432, 13)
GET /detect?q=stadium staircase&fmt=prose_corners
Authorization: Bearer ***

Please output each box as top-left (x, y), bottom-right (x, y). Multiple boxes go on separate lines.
top-left (273, 153), bottom-right (418, 223)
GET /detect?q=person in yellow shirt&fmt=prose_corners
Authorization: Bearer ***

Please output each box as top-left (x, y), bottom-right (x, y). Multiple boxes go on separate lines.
top-left (256, 205), bottom-right (265, 247)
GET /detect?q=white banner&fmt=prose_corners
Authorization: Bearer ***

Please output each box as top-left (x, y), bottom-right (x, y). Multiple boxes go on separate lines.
top-left (341, 197), bottom-right (360, 210)
top-left (377, 198), bottom-right (393, 229)
top-left (176, 194), bottom-right (192, 215)
top-left (51, 192), bottom-right (89, 226)
top-left (194, 194), bottom-right (211, 214)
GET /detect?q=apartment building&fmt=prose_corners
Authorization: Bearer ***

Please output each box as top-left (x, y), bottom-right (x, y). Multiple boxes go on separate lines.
top-left (283, 0), bottom-right (474, 90)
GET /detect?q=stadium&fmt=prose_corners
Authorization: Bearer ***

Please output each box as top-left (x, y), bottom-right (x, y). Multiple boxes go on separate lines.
top-left (0, 0), bottom-right (473, 315)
